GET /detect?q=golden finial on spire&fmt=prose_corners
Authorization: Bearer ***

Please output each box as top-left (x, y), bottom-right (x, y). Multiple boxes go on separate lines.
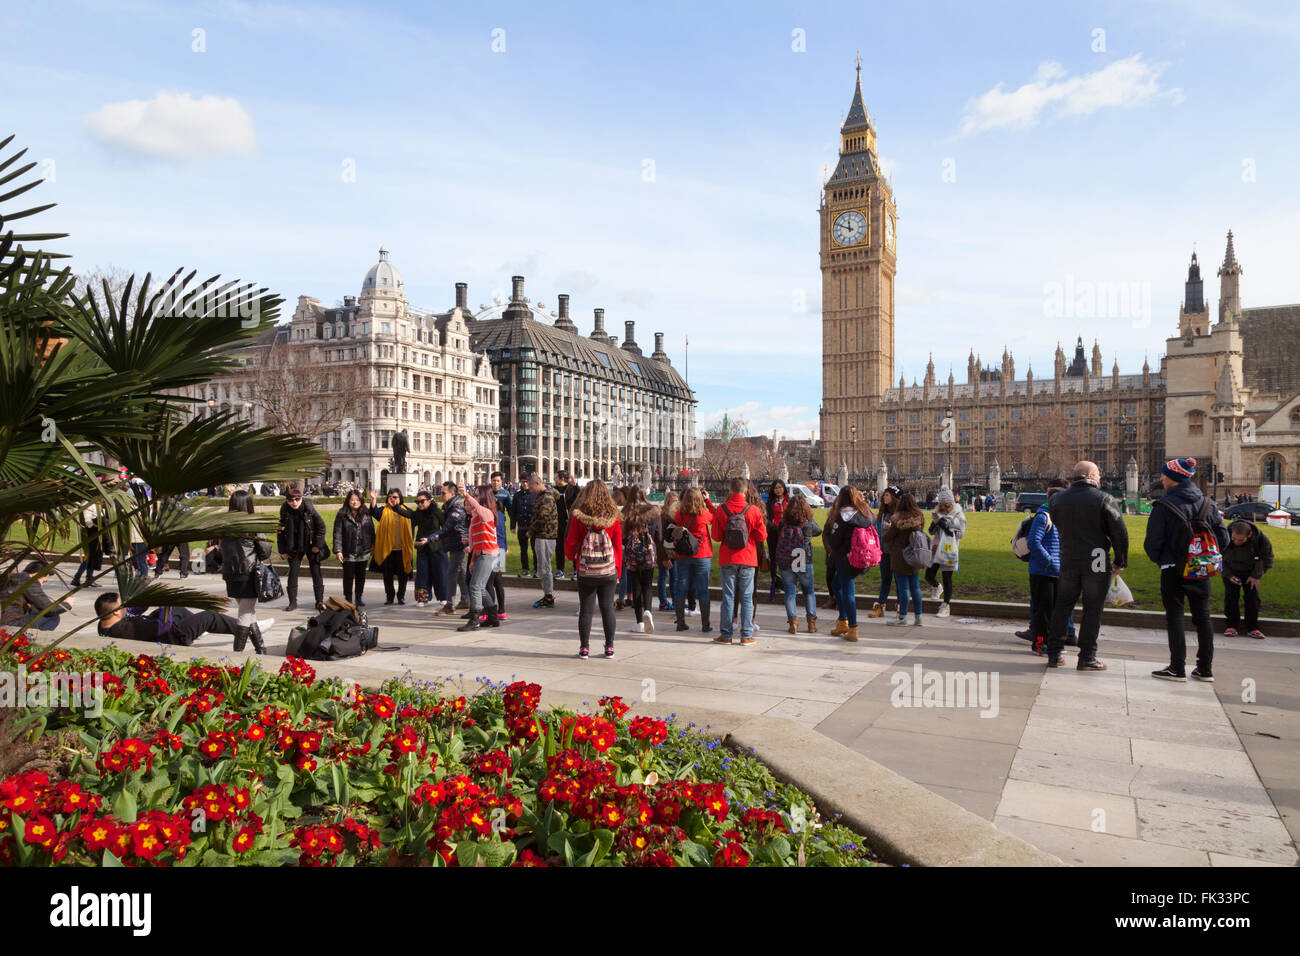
top-left (856, 49), bottom-right (862, 72)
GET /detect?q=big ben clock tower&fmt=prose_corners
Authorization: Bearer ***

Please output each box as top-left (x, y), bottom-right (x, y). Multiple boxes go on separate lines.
top-left (820, 56), bottom-right (897, 480)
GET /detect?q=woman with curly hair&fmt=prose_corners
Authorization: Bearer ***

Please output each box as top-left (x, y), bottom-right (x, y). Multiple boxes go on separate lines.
top-left (564, 479), bottom-right (624, 658)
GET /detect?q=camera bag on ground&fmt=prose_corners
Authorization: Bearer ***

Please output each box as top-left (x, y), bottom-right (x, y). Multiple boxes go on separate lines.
top-left (285, 601), bottom-right (378, 661)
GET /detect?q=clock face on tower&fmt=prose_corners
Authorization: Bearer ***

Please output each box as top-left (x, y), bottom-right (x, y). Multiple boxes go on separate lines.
top-left (832, 209), bottom-right (867, 246)
top-left (885, 214), bottom-right (895, 250)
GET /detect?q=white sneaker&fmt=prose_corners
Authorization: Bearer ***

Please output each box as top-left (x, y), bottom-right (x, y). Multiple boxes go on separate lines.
top-left (629, 623), bottom-right (644, 633)
top-left (752, 622), bottom-right (760, 632)
top-left (643, 612), bottom-right (654, 634)
top-left (936, 603), bottom-right (950, 618)
top-left (931, 585), bottom-right (943, 601)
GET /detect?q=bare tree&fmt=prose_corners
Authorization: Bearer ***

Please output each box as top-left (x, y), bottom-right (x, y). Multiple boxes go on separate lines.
top-left (242, 340), bottom-right (365, 450)
top-left (1028, 407), bottom-right (1078, 479)
top-left (72, 265), bottom-right (134, 314)
top-left (699, 414), bottom-right (760, 481)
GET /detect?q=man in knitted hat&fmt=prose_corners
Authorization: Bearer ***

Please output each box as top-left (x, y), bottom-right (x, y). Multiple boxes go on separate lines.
top-left (1145, 457), bottom-right (1229, 682)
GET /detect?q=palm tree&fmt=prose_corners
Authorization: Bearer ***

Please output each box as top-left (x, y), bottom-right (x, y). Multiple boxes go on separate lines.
top-left (0, 133), bottom-right (325, 659)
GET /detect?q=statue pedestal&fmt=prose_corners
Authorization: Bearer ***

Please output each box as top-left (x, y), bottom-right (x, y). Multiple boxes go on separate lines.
top-left (387, 473), bottom-right (419, 496)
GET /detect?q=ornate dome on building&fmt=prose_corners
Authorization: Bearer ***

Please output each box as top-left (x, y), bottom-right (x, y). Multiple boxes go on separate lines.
top-left (361, 246), bottom-right (404, 296)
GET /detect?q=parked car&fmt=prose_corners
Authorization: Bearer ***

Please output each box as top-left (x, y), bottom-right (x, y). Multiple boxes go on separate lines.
top-left (789, 485), bottom-right (825, 508)
top-left (1014, 492), bottom-right (1047, 512)
top-left (1224, 501), bottom-right (1300, 526)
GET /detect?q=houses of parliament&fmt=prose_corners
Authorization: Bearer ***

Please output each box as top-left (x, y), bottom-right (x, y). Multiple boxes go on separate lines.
top-left (819, 65), bottom-right (1300, 496)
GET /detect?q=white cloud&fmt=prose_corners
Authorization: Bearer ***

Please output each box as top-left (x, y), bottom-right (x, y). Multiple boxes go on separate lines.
top-left (959, 55), bottom-right (1181, 137)
top-left (86, 91), bottom-right (256, 159)
top-left (704, 402), bottom-right (820, 440)
top-left (619, 288), bottom-right (655, 306)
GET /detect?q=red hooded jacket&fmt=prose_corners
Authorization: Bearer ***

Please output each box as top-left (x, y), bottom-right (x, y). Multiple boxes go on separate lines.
top-left (710, 493), bottom-right (767, 567)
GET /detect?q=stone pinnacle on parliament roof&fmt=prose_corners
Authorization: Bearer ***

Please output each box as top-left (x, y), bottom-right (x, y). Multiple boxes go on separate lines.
top-left (1219, 229), bottom-right (1243, 277)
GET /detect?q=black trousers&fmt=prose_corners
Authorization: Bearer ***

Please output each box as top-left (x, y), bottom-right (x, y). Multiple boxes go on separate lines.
top-left (629, 567), bottom-right (654, 623)
top-left (1161, 567), bottom-right (1214, 672)
top-left (167, 608), bottom-right (238, 645)
top-left (379, 552), bottom-right (408, 601)
top-left (286, 552), bottom-right (324, 605)
top-left (577, 577), bottom-right (617, 649)
top-left (924, 564), bottom-right (954, 602)
top-left (1222, 577), bottom-right (1261, 631)
top-left (489, 569), bottom-right (505, 613)
top-left (556, 521), bottom-right (568, 572)
top-left (517, 529), bottom-right (533, 571)
top-left (1029, 573), bottom-right (1057, 639)
top-left (157, 544), bottom-right (191, 574)
top-left (342, 560), bottom-right (367, 602)
top-left (1047, 567), bottom-right (1110, 660)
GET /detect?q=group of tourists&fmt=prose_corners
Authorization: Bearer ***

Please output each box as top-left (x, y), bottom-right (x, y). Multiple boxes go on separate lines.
top-left (1016, 456), bottom-right (1272, 682)
top-left (30, 452), bottom-right (1276, 683)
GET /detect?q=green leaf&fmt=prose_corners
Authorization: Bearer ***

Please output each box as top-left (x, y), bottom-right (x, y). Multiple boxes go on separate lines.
top-left (455, 840), bottom-right (480, 868)
top-left (102, 848), bottom-right (124, 867)
top-left (112, 786), bottom-right (137, 823)
top-left (579, 828), bottom-right (615, 867)
top-left (479, 840), bottom-right (516, 868)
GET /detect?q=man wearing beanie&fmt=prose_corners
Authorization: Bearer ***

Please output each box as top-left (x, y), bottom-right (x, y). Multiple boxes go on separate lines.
top-left (1044, 460), bottom-right (1129, 671)
top-left (1145, 457), bottom-right (1229, 682)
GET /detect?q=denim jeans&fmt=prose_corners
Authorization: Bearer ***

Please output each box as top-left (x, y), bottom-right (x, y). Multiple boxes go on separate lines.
top-left (831, 567), bottom-right (858, 626)
top-left (781, 566), bottom-right (816, 619)
top-left (673, 556), bottom-right (711, 626)
top-left (657, 562), bottom-right (674, 607)
top-left (468, 551), bottom-right (497, 613)
top-left (876, 553), bottom-right (893, 604)
top-left (719, 564), bottom-right (755, 638)
top-left (895, 572), bottom-right (922, 618)
top-left (443, 550), bottom-right (467, 606)
top-left (130, 542), bottom-right (149, 577)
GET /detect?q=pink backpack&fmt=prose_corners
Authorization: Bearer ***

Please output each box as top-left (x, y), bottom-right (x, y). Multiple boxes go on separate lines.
top-left (848, 525), bottom-right (882, 570)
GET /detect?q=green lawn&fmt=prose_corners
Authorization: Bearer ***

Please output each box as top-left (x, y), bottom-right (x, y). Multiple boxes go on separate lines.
top-left (300, 505), bottom-right (1299, 619)
top-left (61, 503), bottom-right (1300, 619)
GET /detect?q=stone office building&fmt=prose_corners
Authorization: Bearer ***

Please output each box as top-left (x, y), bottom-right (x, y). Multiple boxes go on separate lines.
top-left (468, 276), bottom-right (696, 484)
top-left (178, 247), bottom-right (502, 491)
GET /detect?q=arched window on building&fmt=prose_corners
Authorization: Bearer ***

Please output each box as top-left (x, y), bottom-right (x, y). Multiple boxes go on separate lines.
top-left (1187, 409), bottom-right (1205, 436)
top-left (1291, 407), bottom-right (1300, 428)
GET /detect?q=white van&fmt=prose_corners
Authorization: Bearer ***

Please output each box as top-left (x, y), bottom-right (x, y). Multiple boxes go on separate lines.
top-left (1259, 485), bottom-right (1300, 509)
top-left (788, 485), bottom-right (825, 508)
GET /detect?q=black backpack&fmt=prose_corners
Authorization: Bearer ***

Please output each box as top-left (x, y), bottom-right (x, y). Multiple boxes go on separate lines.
top-left (670, 523), bottom-right (700, 557)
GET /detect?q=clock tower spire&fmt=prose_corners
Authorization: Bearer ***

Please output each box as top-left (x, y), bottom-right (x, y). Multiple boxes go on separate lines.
top-left (819, 59), bottom-right (897, 478)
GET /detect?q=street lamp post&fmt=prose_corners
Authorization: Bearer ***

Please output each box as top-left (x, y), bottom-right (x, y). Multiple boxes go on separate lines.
top-left (850, 423), bottom-right (857, 480)
top-left (1119, 415), bottom-right (1128, 507)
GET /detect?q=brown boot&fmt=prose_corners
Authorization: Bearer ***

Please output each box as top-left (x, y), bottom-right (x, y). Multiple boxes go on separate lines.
top-left (806, 615), bottom-right (817, 633)
top-left (830, 618), bottom-right (849, 636)
top-left (787, 617), bottom-right (798, 634)
top-left (843, 625), bottom-right (859, 643)
top-left (869, 602), bottom-right (884, 618)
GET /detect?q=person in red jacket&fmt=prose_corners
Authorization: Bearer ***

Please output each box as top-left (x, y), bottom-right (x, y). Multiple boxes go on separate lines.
top-left (564, 479), bottom-right (623, 658)
top-left (669, 486), bottom-right (714, 634)
top-left (710, 477), bottom-right (767, 645)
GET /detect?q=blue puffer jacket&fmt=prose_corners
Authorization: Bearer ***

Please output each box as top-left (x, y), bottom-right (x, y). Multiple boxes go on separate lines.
top-left (1027, 505), bottom-right (1060, 578)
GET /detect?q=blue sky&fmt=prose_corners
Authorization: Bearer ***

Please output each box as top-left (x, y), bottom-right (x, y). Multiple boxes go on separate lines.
top-left (5, 0), bottom-right (1298, 440)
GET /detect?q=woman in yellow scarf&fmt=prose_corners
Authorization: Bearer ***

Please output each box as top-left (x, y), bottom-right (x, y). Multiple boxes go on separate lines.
top-left (368, 488), bottom-right (415, 604)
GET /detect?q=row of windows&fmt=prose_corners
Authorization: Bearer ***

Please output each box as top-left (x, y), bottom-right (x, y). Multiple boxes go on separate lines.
top-left (884, 424), bottom-right (1159, 448)
top-left (884, 402), bottom-right (1150, 425)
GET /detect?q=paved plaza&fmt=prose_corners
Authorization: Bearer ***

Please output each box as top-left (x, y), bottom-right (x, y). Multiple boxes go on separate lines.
top-left (49, 572), bottom-right (1300, 867)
